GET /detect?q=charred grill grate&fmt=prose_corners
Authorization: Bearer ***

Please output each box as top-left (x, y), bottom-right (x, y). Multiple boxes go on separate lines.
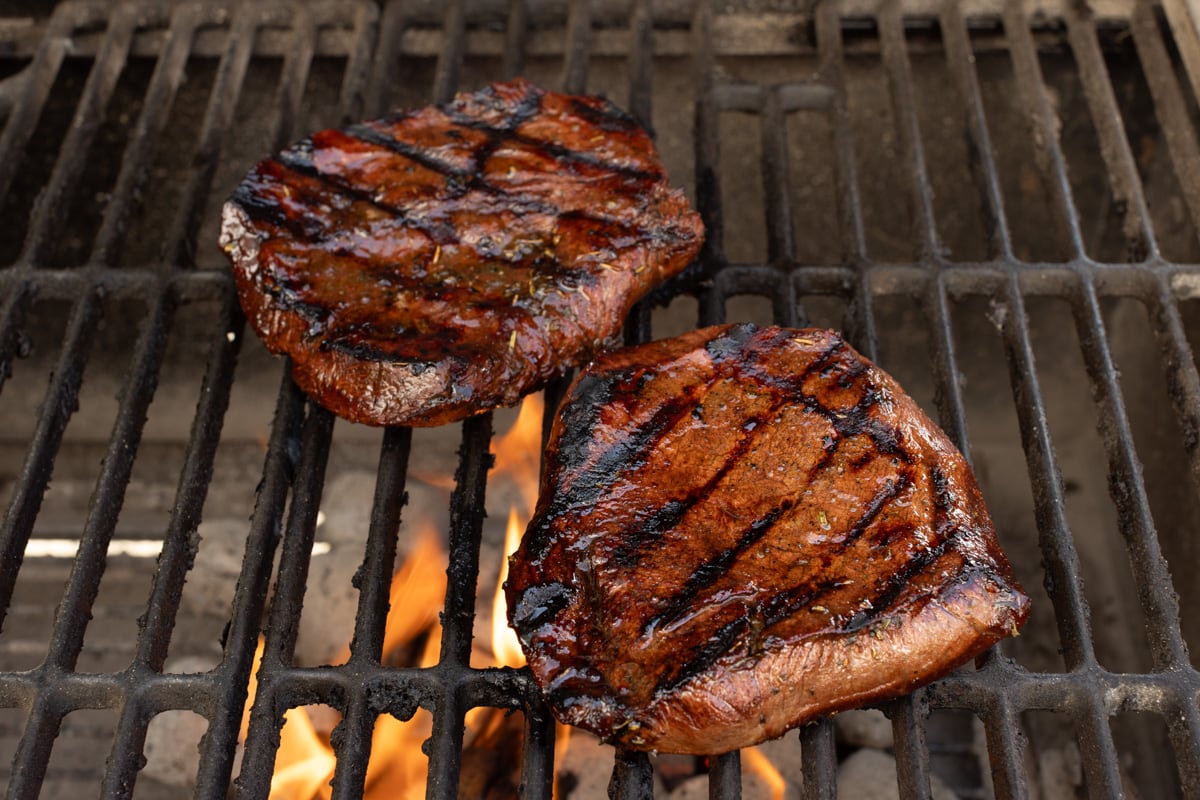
top-left (1, 0), bottom-right (1200, 798)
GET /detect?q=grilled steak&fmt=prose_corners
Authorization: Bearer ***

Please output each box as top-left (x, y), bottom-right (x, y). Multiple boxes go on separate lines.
top-left (219, 79), bottom-right (703, 427)
top-left (506, 324), bottom-right (1030, 754)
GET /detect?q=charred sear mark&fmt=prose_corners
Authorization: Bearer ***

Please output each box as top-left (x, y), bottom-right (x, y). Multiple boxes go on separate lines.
top-left (606, 499), bottom-right (690, 569)
top-left (798, 336), bottom-right (848, 381)
top-left (277, 127), bottom-right (663, 252)
top-left (842, 524), bottom-right (969, 634)
top-left (657, 617), bottom-right (751, 692)
top-left (603, 381), bottom-right (792, 568)
top-left (643, 503), bottom-right (789, 635)
top-left (531, 390), bottom-right (704, 559)
top-left (439, 88), bottom-right (657, 182)
top-left (704, 323), bottom-right (763, 360)
top-left (229, 182), bottom-right (292, 231)
top-left (567, 97), bottom-right (642, 132)
top-left (344, 123), bottom-right (472, 179)
top-left (451, 80), bottom-right (545, 130)
top-left (270, 157), bottom-right (461, 244)
top-left (839, 473), bottom-right (910, 549)
top-left (656, 576), bottom-right (844, 693)
top-left (260, 282), bottom-right (332, 328)
top-left (511, 581), bottom-right (574, 641)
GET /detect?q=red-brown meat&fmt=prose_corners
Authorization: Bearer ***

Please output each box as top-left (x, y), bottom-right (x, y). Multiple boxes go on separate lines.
top-left (219, 79), bottom-right (703, 426)
top-left (506, 324), bottom-right (1030, 754)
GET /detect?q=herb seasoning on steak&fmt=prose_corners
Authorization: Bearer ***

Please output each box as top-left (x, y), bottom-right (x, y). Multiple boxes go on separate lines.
top-left (505, 324), bottom-right (1030, 754)
top-left (219, 79), bottom-right (703, 426)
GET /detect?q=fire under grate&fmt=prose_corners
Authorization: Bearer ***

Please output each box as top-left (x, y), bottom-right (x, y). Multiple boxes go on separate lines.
top-left (1, 0), bottom-right (1200, 798)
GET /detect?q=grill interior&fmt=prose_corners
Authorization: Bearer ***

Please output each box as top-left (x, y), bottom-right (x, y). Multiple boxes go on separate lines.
top-left (2, 0), bottom-right (1200, 798)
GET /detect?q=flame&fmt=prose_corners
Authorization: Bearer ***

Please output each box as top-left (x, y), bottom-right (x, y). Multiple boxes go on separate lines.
top-left (381, 528), bottom-right (449, 656)
top-left (490, 394), bottom-right (545, 513)
top-left (260, 525), bottom-right (446, 800)
top-left (492, 508), bottom-right (526, 668)
top-left (486, 394), bottom-right (544, 669)
top-left (271, 710), bottom-right (337, 800)
top-left (263, 394), bottom-right (559, 799)
top-left (743, 746), bottom-right (787, 800)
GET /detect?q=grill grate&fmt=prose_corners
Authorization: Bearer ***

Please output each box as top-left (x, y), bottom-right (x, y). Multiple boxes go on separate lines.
top-left (1, 1), bottom-right (1200, 798)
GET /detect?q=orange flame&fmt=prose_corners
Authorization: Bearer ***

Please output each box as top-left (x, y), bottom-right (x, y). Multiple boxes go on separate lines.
top-left (381, 528), bottom-right (448, 657)
top-left (492, 508), bottom-right (525, 669)
top-left (743, 746), bottom-right (787, 800)
top-left (260, 525), bottom-right (446, 800)
top-left (486, 394), bottom-right (544, 669)
top-left (263, 394), bottom-right (558, 799)
top-left (270, 710), bottom-right (337, 800)
top-left (490, 394), bottom-right (545, 514)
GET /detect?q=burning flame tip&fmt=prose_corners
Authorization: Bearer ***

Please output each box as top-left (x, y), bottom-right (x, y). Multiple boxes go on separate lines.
top-left (492, 507), bottom-right (526, 669)
top-left (261, 394), bottom-right (548, 800)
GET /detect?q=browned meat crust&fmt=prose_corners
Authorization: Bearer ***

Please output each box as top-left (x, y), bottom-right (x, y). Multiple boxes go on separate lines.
top-left (505, 324), bottom-right (1030, 754)
top-left (219, 79), bottom-right (703, 426)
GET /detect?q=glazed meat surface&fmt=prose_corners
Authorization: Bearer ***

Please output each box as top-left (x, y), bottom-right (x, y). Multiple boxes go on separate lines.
top-left (219, 79), bottom-right (703, 426)
top-left (506, 324), bottom-right (1030, 754)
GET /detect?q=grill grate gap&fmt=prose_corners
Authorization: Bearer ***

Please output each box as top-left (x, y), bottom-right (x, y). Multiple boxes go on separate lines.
top-left (968, 24), bottom-right (1074, 263)
top-left (1025, 292), bottom-right (1155, 674)
top-left (1112, 710), bottom-right (1183, 800)
top-left (1100, 293), bottom-right (1200, 669)
top-left (950, 293), bottom-right (1066, 674)
top-left (0, 55), bottom-right (96, 268)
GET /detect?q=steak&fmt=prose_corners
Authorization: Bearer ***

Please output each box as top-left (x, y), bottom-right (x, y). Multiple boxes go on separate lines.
top-left (505, 324), bottom-right (1030, 754)
top-left (219, 79), bottom-right (703, 427)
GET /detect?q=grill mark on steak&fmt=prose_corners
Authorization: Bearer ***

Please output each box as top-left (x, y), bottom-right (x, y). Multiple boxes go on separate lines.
top-left (269, 134), bottom-right (662, 256)
top-left (840, 472), bottom-right (911, 549)
top-left (524, 391), bottom-right (704, 561)
top-left (604, 391), bottom-right (794, 570)
top-left (223, 79), bottom-right (703, 427)
top-left (343, 122), bottom-right (474, 179)
top-left (644, 471), bottom-right (912, 690)
top-left (506, 324), bottom-right (1029, 754)
top-left (565, 96), bottom-right (643, 132)
top-left (546, 329), bottom-right (901, 575)
top-left (269, 151), bottom-right (463, 243)
top-left (643, 502), bottom-right (791, 636)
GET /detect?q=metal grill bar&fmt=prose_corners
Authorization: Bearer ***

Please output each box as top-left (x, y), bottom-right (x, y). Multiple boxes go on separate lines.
top-left (800, 717), bottom-right (837, 800)
top-left (161, 8), bottom-right (257, 267)
top-left (0, 7), bottom-right (81, 205)
top-left (501, 0), bottom-right (528, 80)
top-left (998, 277), bottom-right (1095, 667)
top-left (46, 295), bottom-right (170, 672)
top-left (427, 412), bottom-right (493, 800)
top-left (136, 292), bottom-right (242, 672)
top-left (19, 6), bottom-right (136, 266)
top-left (1133, 3), bottom-right (1200, 240)
top-left (1064, 5), bottom-right (1158, 259)
top-left (0, 292), bottom-right (103, 628)
top-left (431, 0), bottom-right (465, 106)
top-left (90, 5), bottom-right (198, 267)
top-left (1008, 3), bottom-right (1193, 677)
top-left (236, 401), bottom-right (334, 799)
top-left (326, 427), bottom-right (411, 800)
top-left (560, 0), bottom-right (591, 97)
top-left (710, 751), bottom-right (741, 797)
top-left (608, 749), bottom-right (652, 799)
top-left (888, 696), bottom-right (932, 800)
top-left (940, 3), bottom-right (1012, 260)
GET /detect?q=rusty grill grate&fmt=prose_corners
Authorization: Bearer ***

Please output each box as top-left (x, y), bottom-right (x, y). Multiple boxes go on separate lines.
top-left (1, 0), bottom-right (1200, 798)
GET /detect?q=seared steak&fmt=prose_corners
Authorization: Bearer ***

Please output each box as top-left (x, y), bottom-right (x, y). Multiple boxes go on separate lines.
top-left (506, 324), bottom-right (1030, 754)
top-left (219, 79), bottom-right (703, 427)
